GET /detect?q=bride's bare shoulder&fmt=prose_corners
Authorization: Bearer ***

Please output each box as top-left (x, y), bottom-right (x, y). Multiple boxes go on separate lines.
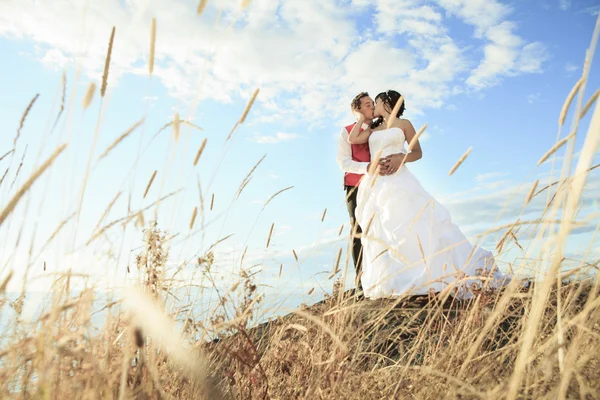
top-left (389, 119), bottom-right (410, 129)
top-left (393, 119), bottom-right (416, 132)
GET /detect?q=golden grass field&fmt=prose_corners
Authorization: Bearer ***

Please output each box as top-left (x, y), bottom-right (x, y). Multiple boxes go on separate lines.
top-left (1, 5), bottom-right (600, 400)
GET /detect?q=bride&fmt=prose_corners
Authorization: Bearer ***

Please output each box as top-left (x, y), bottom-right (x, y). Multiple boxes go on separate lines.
top-left (348, 90), bottom-right (508, 299)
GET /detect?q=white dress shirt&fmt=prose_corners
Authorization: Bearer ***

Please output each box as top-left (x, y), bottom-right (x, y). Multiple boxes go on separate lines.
top-left (336, 123), bottom-right (371, 175)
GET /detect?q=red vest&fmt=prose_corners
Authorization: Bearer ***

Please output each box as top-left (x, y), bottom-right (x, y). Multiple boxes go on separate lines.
top-left (344, 122), bottom-right (371, 187)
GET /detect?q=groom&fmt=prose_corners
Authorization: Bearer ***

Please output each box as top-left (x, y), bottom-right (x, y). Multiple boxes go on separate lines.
top-left (336, 91), bottom-right (405, 291)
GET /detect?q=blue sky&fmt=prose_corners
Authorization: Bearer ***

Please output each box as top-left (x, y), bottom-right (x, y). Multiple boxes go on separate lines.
top-left (0, 0), bottom-right (599, 311)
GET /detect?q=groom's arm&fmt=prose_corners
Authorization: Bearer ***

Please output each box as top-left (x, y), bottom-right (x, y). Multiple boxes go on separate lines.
top-left (336, 127), bottom-right (370, 174)
top-left (377, 151), bottom-right (406, 176)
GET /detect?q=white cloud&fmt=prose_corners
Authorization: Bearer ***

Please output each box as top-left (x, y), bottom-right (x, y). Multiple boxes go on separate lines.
top-left (517, 42), bottom-right (549, 73)
top-left (474, 171), bottom-right (509, 182)
top-left (444, 173), bottom-right (600, 231)
top-left (465, 22), bottom-right (549, 89)
top-left (436, 0), bottom-right (512, 35)
top-left (250, 132), bottom-right (302, 144)
top-left (360, 0), bottom-right (549, 103)
top-left (39, 47), bottom-right (71, 70)
top-left (527, 93), bottom-right (542, 104)
top-left (581, 6), bottom-right (600, 16)
top-left (274, 224), bottom-right (293, 238)
top-left (565, 62), bottom-right (579, 73)
top-left (559, 0), bottom-right (572, 11)
top-left (0, 0), bottom-right (549, 124)
top-left (373, 0), bottom-right (444, 36)
top-left (209, 233), bottom-right (348, 285)
top-left (434, 0), bottom-right (549, 89)
top-left (419, 132), bottom-right (432, 142)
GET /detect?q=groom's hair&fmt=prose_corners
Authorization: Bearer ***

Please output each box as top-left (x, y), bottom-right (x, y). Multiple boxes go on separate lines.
top-left (351, 92), bottom-right (369, 110)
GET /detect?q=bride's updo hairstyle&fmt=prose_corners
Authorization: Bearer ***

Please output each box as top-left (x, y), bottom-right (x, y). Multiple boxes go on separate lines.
top-left (370, 90), bottom-right (405, 129)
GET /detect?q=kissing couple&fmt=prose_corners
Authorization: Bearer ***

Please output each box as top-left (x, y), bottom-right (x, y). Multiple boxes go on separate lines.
top-left (336, 90), bottom-right (509, 300)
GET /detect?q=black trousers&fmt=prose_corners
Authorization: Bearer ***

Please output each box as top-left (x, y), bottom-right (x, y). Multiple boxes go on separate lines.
top-left (345, 185), bottom-right (363, 290)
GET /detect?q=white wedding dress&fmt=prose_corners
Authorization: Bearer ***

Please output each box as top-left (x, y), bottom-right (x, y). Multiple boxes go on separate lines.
top-left (355, 126), bottom-right (508, 299)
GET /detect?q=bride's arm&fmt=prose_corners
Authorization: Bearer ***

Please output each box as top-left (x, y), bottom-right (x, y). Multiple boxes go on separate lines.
top-left (380, 120), bottom-right (422, 174)
top-left (397, 119), bottom-right (422, 162)
top-left (347, 114), bottom-right (372, 145)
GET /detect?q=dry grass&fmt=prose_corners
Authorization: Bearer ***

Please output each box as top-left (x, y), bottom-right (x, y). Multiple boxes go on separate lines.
top-left (15, 94), bottom-right (40, 147)
top-left (448, 146), bottom-right (473, 176)
top-left (173, 112), bottom-right (181, 142)
top-left (2, 223), bottom-right (599, 399)
top-left (190, 206), bottom-right (198, 230)
top-left (0, 144), bottom-right (67, 226)
top-left (0, 169), bottom-right (9, 188)
top-left (0, 149), bottom-right (14, 163)
top-left (149, 18), bottom-right (156, 75)
top-left (101, 27), bottom-right (116, 97)
top-left (386, 95), bottom-right (404, 129)
top-left (525, 179), bottom-right (539, 206)
top-left (51, 72), bottom-right (66, 131)
top-left (194, 138), bottom-right (208, 166)
top-left (236, 154), bottom-right (266, 199)
top-left (581, 87), bottom-right (599, 119)
top-left (0, 8), bottom-right (599, 400)
top-left (98, 118), bottom-right (145, 161)
top-left (328, 248), bottom-right (343, 279)
top-left (560, 77), bottom-right (585, 126)
top-left (239, 88), bottom-right (259, 124)
top-left (82, 82), bottom-right (96, 109)
top-left (8, 145), bottom-right (28, 192)
top-left (197, 0), bottom-right (208, 16)
top-left (143, 170), bottom-right (157, 199)
top-left (538, 131), bottom-right (575, 165)
top-left (241, 0), bottom-right (253, 11)
top-left (264, 186), bottom-right (293, 209)
top-left (266, 223), bottom-right (274, 248)
top-left (205, 280), bottom-right (599, 399)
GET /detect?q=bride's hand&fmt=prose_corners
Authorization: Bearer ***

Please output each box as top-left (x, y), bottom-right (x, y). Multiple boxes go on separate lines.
top-left (352, 109), bottom-right (366, 122)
